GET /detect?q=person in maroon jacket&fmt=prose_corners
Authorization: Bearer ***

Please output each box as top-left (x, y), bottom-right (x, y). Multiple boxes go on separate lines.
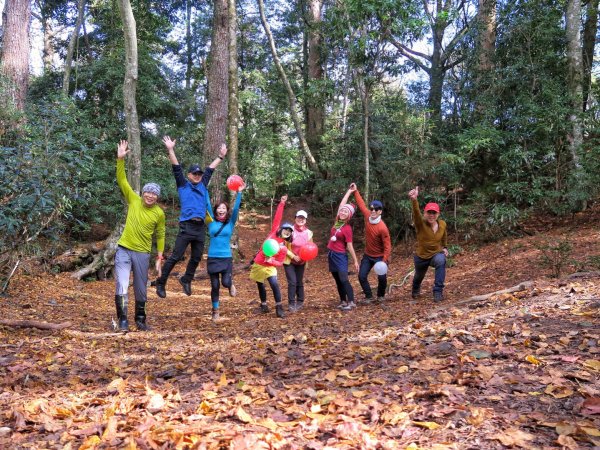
top-left (249, 195), bottom-right (288, 318)
top-left (349, 183), bottom-right (392, 305)
top-left (328, 187), bottom-right (359, 311)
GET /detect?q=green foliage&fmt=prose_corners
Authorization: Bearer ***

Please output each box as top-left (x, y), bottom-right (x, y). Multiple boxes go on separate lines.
top-left (536, 238), bottom-right (573, 278)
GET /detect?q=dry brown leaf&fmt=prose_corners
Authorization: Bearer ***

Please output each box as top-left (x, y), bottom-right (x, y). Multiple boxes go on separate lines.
top-left (235, 406), bottom-right (254, 424)
top-left (146, 393), bottom-right (166, 413)
top-left (545, 384), bottom-right (574, 399)
top-left (556, 434), bottom-right (579, 449)
top-left (555, 421), bottom-right (577, 436)
top-left (581, 397), bottom-right (600, 415)
top-left (412, 421), bottom-right (441, 430)
top-left (583, 360), bottom-right (600, 371)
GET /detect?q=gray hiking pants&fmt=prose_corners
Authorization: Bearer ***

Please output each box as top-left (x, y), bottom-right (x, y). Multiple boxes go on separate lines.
top-left (115, 246), bottom-right (150, 303)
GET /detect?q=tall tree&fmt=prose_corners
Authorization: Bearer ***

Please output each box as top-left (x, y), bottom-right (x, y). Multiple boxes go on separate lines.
top-left (566, 0), bottom-right (583, 172)
top-left (388, 0), bottom-right (472, 122)
top-left (582, 0), bottom-right (598, 111)
top-left (304, 0), bottom-right (325, 154)
top-left (228, 0), bottom-right (239, 175)
top-left (204, 0), bottom-right (230, 201)
top-left (1, 0), bottom-right (31, 112)
top-left (474, 0), bottom-right (496, 114)
top-left (257, 0), bottom-right (322, 177)
top-left (63, 0), bottom-right (86, 95)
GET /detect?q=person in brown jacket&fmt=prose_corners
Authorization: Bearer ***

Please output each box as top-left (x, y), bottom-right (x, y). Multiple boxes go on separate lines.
top-left (408, 186), bottom-right (448, 302)
top-left (349, 183), bottom-right (392, 304)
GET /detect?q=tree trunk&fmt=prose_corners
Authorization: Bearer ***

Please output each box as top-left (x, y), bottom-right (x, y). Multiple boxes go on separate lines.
top-left (257, 0), bottom-right (322, 177)
top-left (475, 0), bottom-right (496, 114)
top-left (305, 0), bottom-right (325, 155)
top-left (428, 15), bottom-right (445, 123)
top-left (39, 9), bottom-right (55, 73)
top-left (582, 0), bottom-right (598, 112)
top-left (0, 0), bottom-right (31, 112)
top-left (566, 0), bottom-right (583, 171)
top-left (228, 0), bottom-right (239, 175)
top-left (118, 0), bottom-right (142, 193)
top-left (205, 0), bottom-right (229, 202)
top-left (355, 71), bottom-right (370, 199)
top-left (63, 0), bottom-right (86, 96)
top-left (185, 0), bottom-right (193, 91)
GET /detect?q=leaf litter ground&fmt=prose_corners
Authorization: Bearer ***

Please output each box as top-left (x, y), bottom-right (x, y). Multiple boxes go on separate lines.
top-left (1, 206), bottom-right (599, 449)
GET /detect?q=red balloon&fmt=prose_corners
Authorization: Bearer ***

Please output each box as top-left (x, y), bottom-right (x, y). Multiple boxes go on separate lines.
top-left (298, 242), bottom-right (318, 261)
top-left (226, 174), bottom-right (244, 191)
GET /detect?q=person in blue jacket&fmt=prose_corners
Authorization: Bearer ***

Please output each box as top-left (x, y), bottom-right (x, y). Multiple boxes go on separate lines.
top-left (155, 136), bottom-right (227, 298)
top-left (205, 180), bottom-right (245, 321)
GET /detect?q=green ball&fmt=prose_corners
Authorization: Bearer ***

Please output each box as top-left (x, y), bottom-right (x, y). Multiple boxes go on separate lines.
top-left (262, 238), bottom-right (279, 257)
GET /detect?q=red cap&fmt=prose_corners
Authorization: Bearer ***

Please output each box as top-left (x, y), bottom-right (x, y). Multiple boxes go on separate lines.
top-left (424, 202), bottom-right (440, 213)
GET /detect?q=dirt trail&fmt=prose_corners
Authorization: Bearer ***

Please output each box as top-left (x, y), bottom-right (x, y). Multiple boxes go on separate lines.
top-left (0, 206), bottom-right (599, 448)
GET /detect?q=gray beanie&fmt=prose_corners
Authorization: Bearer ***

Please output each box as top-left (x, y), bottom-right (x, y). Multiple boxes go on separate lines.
top-left (142, 182), bottom-right (161, 197)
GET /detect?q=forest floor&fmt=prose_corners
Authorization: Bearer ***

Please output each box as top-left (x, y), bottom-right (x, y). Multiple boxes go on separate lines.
top-left (1, 201), bottom-right (599, 449)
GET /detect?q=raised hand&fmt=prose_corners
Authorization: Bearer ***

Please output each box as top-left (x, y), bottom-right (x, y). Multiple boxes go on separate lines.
top-left (219, 143), bottom-right (228, 158)
top-left (238, 181), bottom-right (247, 192)
top-left (349, 183), bottom-right (357, 192)
top-left (117, 140), bottom-right (130, 159)
top-left (162, 136), bottom-right (176, 152)
top-left (408, 186), bottom-right (419, 200)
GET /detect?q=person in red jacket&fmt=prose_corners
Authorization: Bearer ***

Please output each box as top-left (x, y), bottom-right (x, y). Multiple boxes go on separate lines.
top-left (249, 195), bottom-right (288, 318)
top-left (349, 183), bottom-right (392, 304)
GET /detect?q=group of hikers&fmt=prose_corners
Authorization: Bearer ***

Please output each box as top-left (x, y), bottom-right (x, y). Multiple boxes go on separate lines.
top-left (113, 138), bottom-right (448, 331)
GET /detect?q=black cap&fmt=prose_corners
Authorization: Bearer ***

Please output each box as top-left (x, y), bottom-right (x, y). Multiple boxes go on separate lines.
top-left (188, 164), bottom-right (203, 174)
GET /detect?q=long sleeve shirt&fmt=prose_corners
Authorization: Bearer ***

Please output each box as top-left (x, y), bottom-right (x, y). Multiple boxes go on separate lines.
top-left (172, 164), bottom-right (214, 222)
top-left (116, 159), bottom-right (165, 253)
top-left (205, 192), bottom-right (242, 258)
top-left (412, 198), bottom-right (447, 259)
top-left (253, 200), bottom-right (287, 267)
top-left (354, 190), bottom-right (392, 262)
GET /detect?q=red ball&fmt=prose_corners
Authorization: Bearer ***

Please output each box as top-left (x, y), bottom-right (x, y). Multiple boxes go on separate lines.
top-left (298, 242), bottom-right (318, 261)
top-left (226, 174), bottom-right (244, 191)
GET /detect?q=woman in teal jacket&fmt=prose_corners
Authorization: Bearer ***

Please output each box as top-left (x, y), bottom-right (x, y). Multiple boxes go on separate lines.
top-left (205, 182), bottom-right (245, 321)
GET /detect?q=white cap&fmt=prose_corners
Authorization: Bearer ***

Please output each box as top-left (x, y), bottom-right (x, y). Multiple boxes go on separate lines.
top-left (295, 210), bottom-right (308, 218)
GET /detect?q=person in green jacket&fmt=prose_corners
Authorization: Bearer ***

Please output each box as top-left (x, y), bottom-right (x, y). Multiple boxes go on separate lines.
top-left (114, 140), bottom-right (166, 331)
top-left (408, 186), bottom-right (448, 302)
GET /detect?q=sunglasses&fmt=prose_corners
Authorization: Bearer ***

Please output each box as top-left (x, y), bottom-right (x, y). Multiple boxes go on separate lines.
top-left (190, 172), bottom-right (202, 176)
top-left (425, 210), bottom-right (439, 214)
top-left (370, 207), bottom-right (382, 211)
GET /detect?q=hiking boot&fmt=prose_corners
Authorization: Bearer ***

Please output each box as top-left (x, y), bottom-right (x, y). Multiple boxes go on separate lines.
top-left (376, 296), bottom-right (385, 304)
top-left (362, 296), bottom-right (373, 305)
top-left (156, 283), bottom-right (166, 299)
top-left (260, 303), bottom-right (269, 313)
top-left (134, 302), bottom-right (150, 331)
top-left (179, 278), bottom-right (192, 296)
top-left (338, 302), bottom-right (348, 310)
top-left (433, 291), bottom-right (443, 302)
top-left (211, 309), bottom-right (220, 322)
top-left (288, 302), bottom-right (297, 312)
top-left (229, 284), bottom-right (237, 297)
top-left (275, 304), bottom-right (285, 318)
top-left (411, 289), bottom-right (421, 300)
top-left (295, 302), bottom-right (304, 311)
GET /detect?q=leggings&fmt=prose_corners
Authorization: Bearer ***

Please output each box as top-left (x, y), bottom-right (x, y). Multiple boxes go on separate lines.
top-left (257, 276), bottom-right (282, 305)
top-left (331, 271), bottom-right (354, 304)
top-left (209, 271), bottom-right (233, 309)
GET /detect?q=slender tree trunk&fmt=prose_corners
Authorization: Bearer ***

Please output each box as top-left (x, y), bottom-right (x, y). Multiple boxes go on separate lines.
top-left (566, 0), bottom-right (583, 171)
top-left (340, 51), bottom-right (351, 139)
top-left (305, 0), bottom-right (325, 154)
top-left (74, 0), bottom-right (140, 280)
top-left (118, 0), bottom-right (141, 192)
top-left (205, 0), bottom-right (229, 202)
top-left (428, 20), bottom-right (445, 123)
top-left (475, 0), bottom-right (496, 114)
top-left (582, 0), bottom-right (598, 111)
top-left (185, 0), bottom-right (193, 91)
top-left (0, 0), bottom-right (31, 112)
top-left (257, 0), bottom-right (322, 177)
top-left (354, 71), bottom-right (370, 199)
top-left (39, 11), bottom-right (55, 72)
top-left (228, 0), bottom-right (239, 175)
top-left (63, 0), bottom-right (86, 96)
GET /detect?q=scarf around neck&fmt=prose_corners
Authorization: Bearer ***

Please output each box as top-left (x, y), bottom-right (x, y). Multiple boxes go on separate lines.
top-left (369, 216), bottom-right (382, 225)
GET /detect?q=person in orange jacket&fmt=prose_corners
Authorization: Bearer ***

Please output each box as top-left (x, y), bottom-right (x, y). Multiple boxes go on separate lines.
top-left (349, 183), bottom-right (392, 304)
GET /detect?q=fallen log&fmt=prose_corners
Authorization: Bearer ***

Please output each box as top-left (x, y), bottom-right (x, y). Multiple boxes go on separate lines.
top-left (454, 281), bottom-right (535, 306)
top-left (0, 319), bottom-right (72, 330)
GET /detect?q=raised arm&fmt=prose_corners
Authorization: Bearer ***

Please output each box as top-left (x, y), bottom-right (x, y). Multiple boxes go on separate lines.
top-left (351, 184), bottom-right (370, 217)
top-left (208, 143), bottom-right (228, 169)
top-left (163, 136), bottom-right (179, 165)
top-left (409, 186), bottom-right (423, 231)
top-left (269, 195), bottom-right (287, 236)
top-left (230, 189), bottom-right (244, 226)
top-left (337, 184), bottom-right (356, 214)
top-left (116, 140), bottom-right (137, 204)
